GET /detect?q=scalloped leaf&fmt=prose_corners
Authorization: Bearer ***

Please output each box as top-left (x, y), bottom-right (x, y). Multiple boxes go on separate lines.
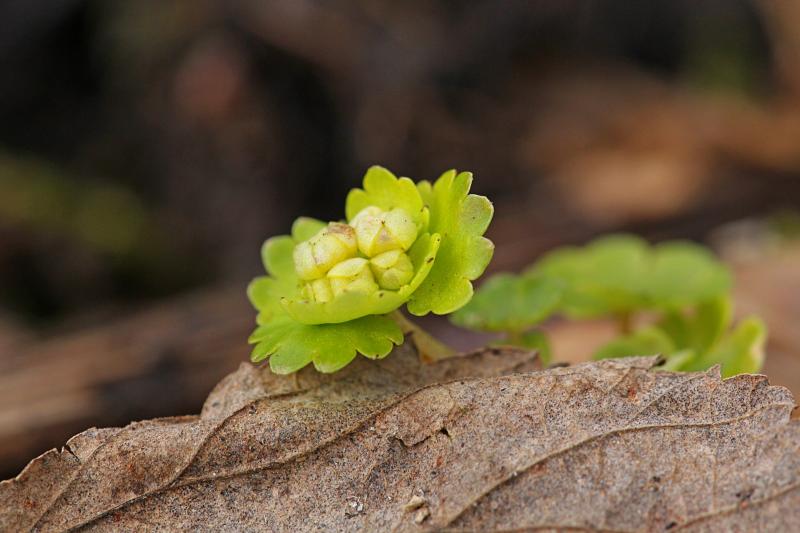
top-left (249, 314), bottom-right (403, 374)
top-left (531, 235), bottom-right (650, 318)
top-left (647, 241), bottom-right (732, 309)
top-left (282, 232), bottom-right (441, 324)
top-left (345, 166), bottom-right (429, 230)
top-left (450, 273), bottom-right (562, 333)
top-left (531, 235), bottom-right (731, 317)
top-left (407, 170), bottom-right (494, 316)
top-left (529, 247), bottom-right (611, 317)
top-left (247, 236), bottom-right (302, 324)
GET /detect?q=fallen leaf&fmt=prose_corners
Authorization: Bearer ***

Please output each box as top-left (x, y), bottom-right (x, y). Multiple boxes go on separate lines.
top-left (1, 344), bottom-right (798, 532)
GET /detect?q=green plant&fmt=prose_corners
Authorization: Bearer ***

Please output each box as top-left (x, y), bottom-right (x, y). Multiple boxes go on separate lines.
top-left (453, 234), bottom-right (767, 377)
top-left (247, 166), bottom-right (494, 373)
top-left (450, 273), bottom-right (562, 364)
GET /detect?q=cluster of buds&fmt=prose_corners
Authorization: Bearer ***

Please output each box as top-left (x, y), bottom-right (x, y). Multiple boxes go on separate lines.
top-left (293, 207), bottom-right (419, 302)
top-left (248, 166), bottom-right (495, 373)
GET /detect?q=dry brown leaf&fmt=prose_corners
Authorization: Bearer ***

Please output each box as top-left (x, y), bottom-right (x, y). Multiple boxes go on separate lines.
top-left (1, 345), bottom-right (799, 532)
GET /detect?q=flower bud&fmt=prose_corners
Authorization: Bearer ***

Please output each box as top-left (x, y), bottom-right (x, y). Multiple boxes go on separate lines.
top-left (301, 278), bottom-right (334, 303)
top-left (327, 257), bottom-right (378, 296)
top-left (351, 206), bottom-right (418, 257)
top-left (369, 250), bottom-right (414, 290)
top-left (293, 223), bottom-right (357, 280)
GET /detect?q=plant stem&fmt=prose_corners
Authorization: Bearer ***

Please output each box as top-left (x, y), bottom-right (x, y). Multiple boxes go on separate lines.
top-left (505, 330), bottom-right (525, 346)
top-left (390, 311), bottom-right (456, 363)
top-left (617, 311), bottom-right (633, 335)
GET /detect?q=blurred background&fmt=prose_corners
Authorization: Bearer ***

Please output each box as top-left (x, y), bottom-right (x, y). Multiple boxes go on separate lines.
top-left (2, 0), bottom-right (800, 479)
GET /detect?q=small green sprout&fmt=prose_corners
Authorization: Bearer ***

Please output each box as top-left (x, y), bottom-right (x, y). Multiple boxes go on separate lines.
top-left (453, 233), bottom-right (767, 377)
top-left (248, 166), bottom-right (494, 373)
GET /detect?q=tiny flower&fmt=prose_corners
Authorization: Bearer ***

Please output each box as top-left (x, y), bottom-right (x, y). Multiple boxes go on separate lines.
top-left (370, 249), bottom-right (414, 290)
top-left (351, 206), bottom-right (418, 257)
top-left (327, 257), bottom-right (379, 296)
top-left (301, 278), bottom-right (334, 303)
top-left (293, 222), bottom-right (357, 280)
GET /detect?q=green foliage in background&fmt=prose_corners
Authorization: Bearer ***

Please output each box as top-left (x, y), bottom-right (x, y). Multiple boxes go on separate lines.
top-left (248, 166), bottom-right (494, 374)
top-left (452, 234), bottom-right (766, 377)
top-left (0, 152), bottom-right (149, 256)
top-left (450, 273), bottom-right (561, 364)
top-left (531, 235), bottom-right (731, 317)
